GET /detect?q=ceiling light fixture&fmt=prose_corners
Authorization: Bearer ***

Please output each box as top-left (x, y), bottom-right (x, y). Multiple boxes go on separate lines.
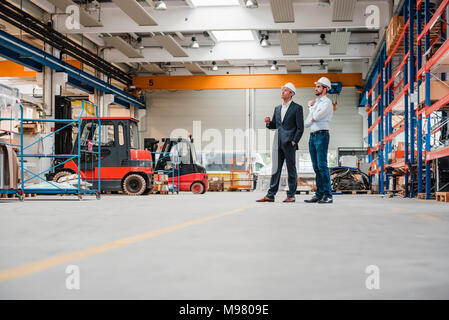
top-left (260, 34), bottom-right (270, 47)
top-left (137, 36), bottom-right (144, 49)
top-left (86, 0), bottom-right (100, 13)
top-left (191, 36), bottom-right (200, 49)
top-left (271, 60), bottom-right (278, 71)
top-left (317, 33), bottom-right (328, 46)
top-left (212, 61), bottom-right (218, 71)
top-left (245, 0), bottom-right (258, 8)
top-left (154, 1), bottom-right (167, 10)
top-left (319, 59), bottom-right (326, 70)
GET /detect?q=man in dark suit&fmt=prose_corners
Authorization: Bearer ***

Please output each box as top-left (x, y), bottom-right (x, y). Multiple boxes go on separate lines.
top-left (257, 82), bottom-right (304, 203)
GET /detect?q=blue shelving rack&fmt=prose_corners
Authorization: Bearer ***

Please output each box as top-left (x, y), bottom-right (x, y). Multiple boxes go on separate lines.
top-left (361, 0), bottom-right (449, 199)
top-left (0, 100), bottom-right (101, 201)
top-left (153, 150), bottom-right (180, 194)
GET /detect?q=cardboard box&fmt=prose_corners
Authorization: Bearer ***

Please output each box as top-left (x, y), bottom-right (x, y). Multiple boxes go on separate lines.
top-left (0, 138), bottom-right (19, 150)
top-left (418, 80), bottom-right (449, 105)
top-left (208, 177), bottom-right (224, 192)
top-left (16, 122), bottom-right (39, 134)
top-left (386, 16), bottom-right (404, 55)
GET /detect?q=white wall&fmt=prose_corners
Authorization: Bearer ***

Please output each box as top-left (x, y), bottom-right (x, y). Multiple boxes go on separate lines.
top-left (141, 88), bottom-right (363, 155)
top-left (143, 89), bottom-right (246, 153)
top-left (255, 88), bottom-right (363, 151)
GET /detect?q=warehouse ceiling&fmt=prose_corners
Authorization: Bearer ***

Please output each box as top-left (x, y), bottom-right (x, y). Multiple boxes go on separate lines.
top-left (8, 0), bottom-right (394, 78)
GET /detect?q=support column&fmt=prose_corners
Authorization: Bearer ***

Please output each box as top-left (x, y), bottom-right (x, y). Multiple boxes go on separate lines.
top-left (425, 0), bottom-right (432, 199)
top-left (409, 0), bottom-right (416, 197)
top-left (385, 54), bottom-right (390, 191)
top-left (103, 94), bottom-right (115, 117)
top-left (378, 51), bottom-right (385, 194)
top-left (368, 93), bottom-right (373, 186)
top-left (403, 3), bottom-right (410, 197)
top-left (417, 1), bottom-right (423, 194)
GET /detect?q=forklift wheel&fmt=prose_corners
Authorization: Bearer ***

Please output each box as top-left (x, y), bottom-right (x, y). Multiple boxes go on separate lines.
top-left (123, 174), bottom-right (147, 195)
top-left (191, 182), bottom-right (205, 194)
top-left (53, 170), bottom-right (73, 183)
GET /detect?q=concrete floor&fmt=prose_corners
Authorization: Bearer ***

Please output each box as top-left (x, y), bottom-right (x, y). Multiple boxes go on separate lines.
top-left (0, 191), bottom-right (448, 299)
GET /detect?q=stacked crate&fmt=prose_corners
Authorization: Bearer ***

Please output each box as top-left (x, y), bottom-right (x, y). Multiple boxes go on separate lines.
top-left (386, 16), bottom-right (404, 56)
top-left (153, 173), bottom-right (169, 194)
top-left (208, 177), bottom-right (224, 192)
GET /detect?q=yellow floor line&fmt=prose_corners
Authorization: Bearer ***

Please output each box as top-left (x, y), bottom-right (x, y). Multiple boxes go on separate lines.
top-left (415, 214), bottom-right (440, 221)
top-left (0, 204), bottom-right (256, 284)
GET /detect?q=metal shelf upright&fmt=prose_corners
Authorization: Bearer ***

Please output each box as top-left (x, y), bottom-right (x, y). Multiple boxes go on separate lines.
top-left (363, 0), bottom-right (449, 199)
top-left (153, 150), bottom-right (180, 194)
top-left (419, 0), bottom-right (449, 198)
top-left (0, 100), bottom-right (101, 200)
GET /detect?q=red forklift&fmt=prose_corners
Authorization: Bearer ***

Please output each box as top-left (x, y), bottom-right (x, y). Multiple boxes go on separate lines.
top-left (52, 117), bottom-right (208, 195)
top-left (144, 135), bottom-right (209, 194)
top-left (53, 117), bottom-right (154, 195)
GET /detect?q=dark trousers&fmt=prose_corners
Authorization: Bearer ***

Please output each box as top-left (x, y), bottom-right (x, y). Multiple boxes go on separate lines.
top-left (309, 131), bottom-right (332, 199)
top-left (267, 144), bottom-right (297, 198)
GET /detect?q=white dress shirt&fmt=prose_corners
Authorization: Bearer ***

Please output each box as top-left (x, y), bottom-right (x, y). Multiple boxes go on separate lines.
top-left (304, 95), bottom-right (333, 133)
top-left (281, 99), bottom-right (292, 122)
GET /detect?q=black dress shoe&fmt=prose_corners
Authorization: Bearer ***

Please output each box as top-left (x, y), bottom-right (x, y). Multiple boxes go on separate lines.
top-left (318, 197), bottom-right (333, 204)
top-left (304, 196), bottom-right (322, 203)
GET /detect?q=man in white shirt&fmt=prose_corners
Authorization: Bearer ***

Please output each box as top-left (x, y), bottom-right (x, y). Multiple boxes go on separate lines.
top-left (304, 77), bottom-right (334, 204)
top-left (256, 82), bottom-right (304, 203)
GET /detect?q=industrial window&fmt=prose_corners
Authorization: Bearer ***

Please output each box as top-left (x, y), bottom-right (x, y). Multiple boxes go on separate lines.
top-left (93, 124), bottom-right (115, 147)
top-left (174, 141), bottom-right (191, 164)
top-left (130, 122), bottom-right (140, 149)
top-left (118, 123), bottom-right (125, 146)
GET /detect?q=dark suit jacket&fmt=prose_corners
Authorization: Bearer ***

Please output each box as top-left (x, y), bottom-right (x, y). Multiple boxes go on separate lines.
top-left (266, 101), bottom-right (304, 150)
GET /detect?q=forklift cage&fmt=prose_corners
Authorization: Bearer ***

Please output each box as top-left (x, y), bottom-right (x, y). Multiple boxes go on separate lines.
top-left (0, 99), bottom-right (101, 200)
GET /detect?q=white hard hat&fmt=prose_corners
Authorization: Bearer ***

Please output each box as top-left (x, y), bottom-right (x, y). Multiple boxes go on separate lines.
top-left (282, 82), bottom-right (296, 95)
top-left (315, 77), bottom-right (332, 90)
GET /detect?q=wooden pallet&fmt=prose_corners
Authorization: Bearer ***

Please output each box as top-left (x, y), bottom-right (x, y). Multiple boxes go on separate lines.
top-left (418, 193), bottom-right (426, 199)
top-left (436, 192), bottom-right (449, 203)
top-left (337, 190), bottom-right (372, 195)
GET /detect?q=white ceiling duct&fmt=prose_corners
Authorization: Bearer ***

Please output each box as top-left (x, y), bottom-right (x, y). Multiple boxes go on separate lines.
top-left (285, 61), bottom-right (301, 73)
top-left (269, 0), bottom-right (294, 23)
top-left (184, 62), bottom-right (207, 75)
top-left (327, 60), bottom-right (344, 72)
top-left (103, 36), bottom-right (144, 58)
top-left (332, 0), bottom-right (356, 22)
top-left (152, 35), bottom-right (189, 57)
top-left (329, 31), bottom-right (350, 55)
top-left (141, 63), bottom-right (165, 74)
top-left (112, 0), bottom-right (158, 26)
top-left (279, 32), bottom-right (299, 55)
top-left (46, 0), bottom-right (103, 27)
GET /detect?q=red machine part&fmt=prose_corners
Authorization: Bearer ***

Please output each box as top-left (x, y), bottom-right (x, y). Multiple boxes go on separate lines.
top-left (130, 149), bottom-right (152, 161)
top-left (168, 173), bottom-right (209, 193)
